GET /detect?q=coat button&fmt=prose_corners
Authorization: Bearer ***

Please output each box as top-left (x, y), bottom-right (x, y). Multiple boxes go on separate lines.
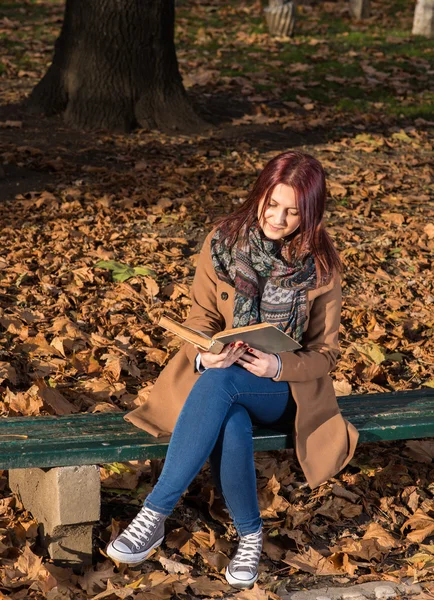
top-left (221, 292), bottom-right (229, 300)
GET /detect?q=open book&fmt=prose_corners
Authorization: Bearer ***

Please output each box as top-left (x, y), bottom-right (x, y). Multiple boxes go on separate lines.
top-left (158, 315), bottom-right (302, 355)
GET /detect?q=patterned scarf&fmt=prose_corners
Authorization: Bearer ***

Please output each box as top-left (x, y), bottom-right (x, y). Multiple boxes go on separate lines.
top-left (210, 223), bottom-right (318, 344)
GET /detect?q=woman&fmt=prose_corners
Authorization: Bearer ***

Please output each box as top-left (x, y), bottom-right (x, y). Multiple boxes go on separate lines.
top-left (107, 151), bottom-right (359, 589)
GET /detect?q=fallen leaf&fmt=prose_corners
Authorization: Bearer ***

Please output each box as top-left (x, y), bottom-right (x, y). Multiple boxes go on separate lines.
top-left (401, 509), bottom-right (434, 543)
top-left (188, 575), bottom-right (230, 597)
top-left (0, 362), bottom-right (17, 385)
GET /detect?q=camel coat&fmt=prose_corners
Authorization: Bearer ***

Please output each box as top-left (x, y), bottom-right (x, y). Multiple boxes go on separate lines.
top-left (124, 230), bottom-right (359, 489)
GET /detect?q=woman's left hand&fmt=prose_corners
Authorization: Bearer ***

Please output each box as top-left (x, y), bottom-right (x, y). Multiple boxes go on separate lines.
top-left (236, 347), bottom-right (279, 378)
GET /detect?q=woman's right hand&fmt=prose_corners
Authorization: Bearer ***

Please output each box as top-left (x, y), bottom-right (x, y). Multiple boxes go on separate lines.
top-left (195, 340), bottom-right (248, 369)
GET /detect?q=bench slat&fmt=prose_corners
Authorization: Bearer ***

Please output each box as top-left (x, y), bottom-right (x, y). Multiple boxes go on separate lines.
top-left (1, 389), bottom-right (433, 470)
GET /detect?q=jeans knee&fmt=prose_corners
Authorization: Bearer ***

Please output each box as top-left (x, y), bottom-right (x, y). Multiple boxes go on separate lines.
top-left (198, 366), bottom-right (239, 398)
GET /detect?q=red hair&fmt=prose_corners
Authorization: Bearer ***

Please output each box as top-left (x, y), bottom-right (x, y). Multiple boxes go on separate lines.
top-left (214, 150), bottom-right (342, 286)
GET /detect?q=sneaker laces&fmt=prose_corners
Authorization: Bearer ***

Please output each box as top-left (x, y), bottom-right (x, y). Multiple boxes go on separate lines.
top-left (232, 529), bottom-right (262, 570)
top-left (119, 506), bottom-right (163, 551)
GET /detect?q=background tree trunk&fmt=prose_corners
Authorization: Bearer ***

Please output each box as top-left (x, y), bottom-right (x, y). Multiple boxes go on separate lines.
top-left (264, 0), bottom-right (296, 37)
top-left (349, 0), bottom-right (371, 20)
top-left (412, 0), bottom-right (434, 37)
top-left (28, 0), bottom-right (205, 133)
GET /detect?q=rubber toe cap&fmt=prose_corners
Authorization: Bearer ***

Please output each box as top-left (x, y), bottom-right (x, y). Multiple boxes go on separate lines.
top-left (230, 569), bottom-right (254, 581)
top-left (111, 539), bottom-right (132, 554)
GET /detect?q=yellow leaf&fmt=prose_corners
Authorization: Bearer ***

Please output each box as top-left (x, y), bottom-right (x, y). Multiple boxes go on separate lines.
top-left (354, 343), bottom-right (386, 365)
top-left (126, 576), bottom-right (145, 589)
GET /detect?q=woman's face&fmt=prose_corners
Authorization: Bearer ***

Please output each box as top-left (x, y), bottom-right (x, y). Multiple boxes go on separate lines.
top-left (257, 184), bottom-right (300, 241)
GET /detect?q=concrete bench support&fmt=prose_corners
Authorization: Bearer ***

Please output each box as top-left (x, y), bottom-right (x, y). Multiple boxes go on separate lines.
top-left (9, 465), bottom-right (100, 566)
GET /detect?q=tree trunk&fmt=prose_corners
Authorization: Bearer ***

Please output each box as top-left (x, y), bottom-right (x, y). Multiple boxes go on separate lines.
top-left (265, 0), bottom-right (296, 37)
top-left (28, 0), bottom-right (205, 133)
top-left (349, 0), bottom-right (370, 20)
top-left (412, 0), bottom-right (434, 37)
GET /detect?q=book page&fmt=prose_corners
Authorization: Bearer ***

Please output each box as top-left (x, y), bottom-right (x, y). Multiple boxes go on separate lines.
top-left (181, 324), bottom-right (212, 340)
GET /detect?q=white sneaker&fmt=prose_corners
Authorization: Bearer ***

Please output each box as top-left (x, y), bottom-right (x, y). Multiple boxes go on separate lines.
top-left (225, 527), bottom-right (262, 589)
top-left (107, 505), bottom-right (166, 565)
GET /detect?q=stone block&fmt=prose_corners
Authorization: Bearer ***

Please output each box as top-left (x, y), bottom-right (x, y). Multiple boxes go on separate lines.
top-left (9, 465), bottom-right (100, 565)
top-left (280, 581), bottom-right (418, 600)
top-left (9, 465), bottom-right (100, 529)
top-left (43, 523), bottom-right (94, 566)
top-left (375, 586), bottom-right (396, 599)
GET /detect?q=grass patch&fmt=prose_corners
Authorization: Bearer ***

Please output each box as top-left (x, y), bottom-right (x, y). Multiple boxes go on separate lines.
top-left (174, 0), bottom-right (433, 120)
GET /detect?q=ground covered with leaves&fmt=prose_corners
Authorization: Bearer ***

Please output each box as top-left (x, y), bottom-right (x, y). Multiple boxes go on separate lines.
top-left (0, 0), bottom-right (434, 598)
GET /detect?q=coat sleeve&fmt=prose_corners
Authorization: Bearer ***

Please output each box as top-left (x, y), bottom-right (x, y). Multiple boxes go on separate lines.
top-left (274, 274), bottom-right (342, 382)
top-left (183, 231), bottom-right (225, 365)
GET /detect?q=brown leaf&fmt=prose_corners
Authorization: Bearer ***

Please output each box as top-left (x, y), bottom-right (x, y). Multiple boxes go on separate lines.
top-left (188, 575), bottom-right (230, 597)
top-left (100, 467), bottom-right (139, 490)
top-left (141, 571), bottom-right (191, 597)
top-left (258, 475), bottom-right (290, 518)
top-left (162, 282), bottom-right (189, 300)
top-left (4, 386), bottom-right (43, 416)
top-left (196, 545), bottom-right (230, 572)
top-left (77, 561), bottom-right (117, 594)
top-left (144, 348), bottom-right (167, 366)
top-left (92, 589), bottom-right (134, 599)
top-left (35, 380), bottom-right (78, 415)
top-left (404, 440), bottom-right (434, 464)
top-left (191, 530), bottom-right (214, 550)
top-left (165, 528), bottom-right (197, 557)
top-left (329, 537), bottom-right (383, 561)
top-left (143, 276), bottom-right (160, 297)
top-left (331, 483), bottom-right (359, 503)
top-left (226, 584), bottom-right (281, 599)
top-left (262, 533), bottom-right (286, 561)
top-left (363, 523), bottom-right (400, 550)
top-left (16, 543), bottom-right (43, 579)
top-left (401, 509), bottom-right (434, 543)
top-left (19, 334), bottom-right (63, 358)
top-left (284, 547), bottom-right (345, 575)
top-left (381, 212), bottom-right (405, 226)
top-left (315, 497), bottom-right (362, 521)
top-left (79, 378), bottom-right (126, 400)
top-left (424, 223), bottom-right (434, 239)
top-left (402, 486), bottom-right (420, 513)
top-left (0, 362), bottom-right (17, 385)
top-left (158, 556), bottom-right (192, 575)
top-left (91, 402), bottom-right (122, 413)
top-left (102, 354), bottom-right (123, 382)
top-left (328, 181), bottom-right (347, 197)
top-left (0, 316), bottom-right (28, 338)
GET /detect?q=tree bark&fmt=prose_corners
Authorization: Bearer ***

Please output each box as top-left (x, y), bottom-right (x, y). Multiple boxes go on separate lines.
top-left (349, 0), bottom-right (371, 20)
top-left (412, 0), bottom-right (434, 37)
top-left (28, 0), bottom-right (205, 133)
top-left (264, 0), bottom-right (296, 37)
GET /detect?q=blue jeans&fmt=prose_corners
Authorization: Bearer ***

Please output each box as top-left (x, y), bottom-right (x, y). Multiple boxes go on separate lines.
top-left (144, 365), bottom-right (296, 535)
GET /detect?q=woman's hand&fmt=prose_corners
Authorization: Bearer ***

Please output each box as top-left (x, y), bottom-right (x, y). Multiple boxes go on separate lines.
top-left (195, 340), bottom-right (249, 369)
top-left (236, 347), bottom-right (279, 378)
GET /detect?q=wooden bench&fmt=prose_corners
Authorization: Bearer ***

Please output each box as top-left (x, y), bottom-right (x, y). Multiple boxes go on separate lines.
top-left (2, 388), bottom-right (434, 566)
